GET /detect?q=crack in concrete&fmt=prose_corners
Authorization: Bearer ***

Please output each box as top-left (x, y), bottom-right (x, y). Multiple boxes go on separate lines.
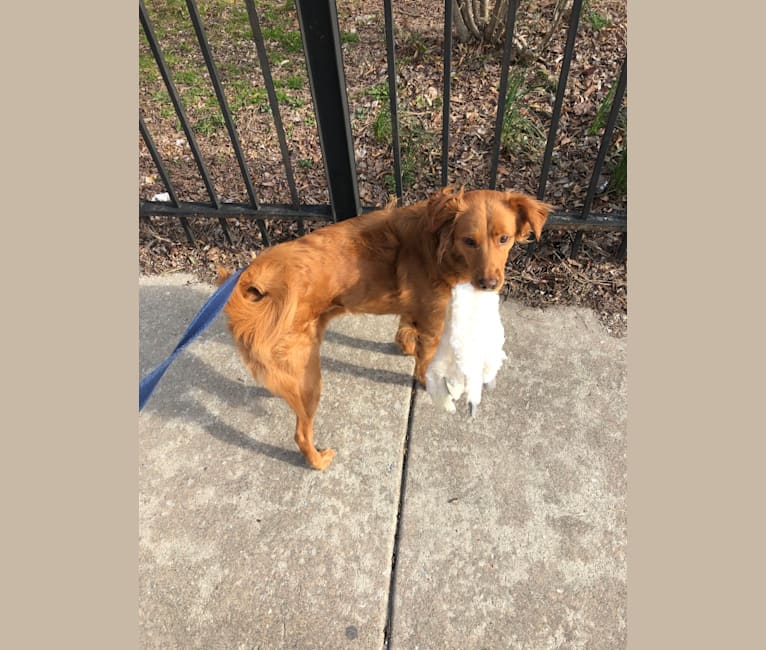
top-left (382, 379), bottom-right (418, 650)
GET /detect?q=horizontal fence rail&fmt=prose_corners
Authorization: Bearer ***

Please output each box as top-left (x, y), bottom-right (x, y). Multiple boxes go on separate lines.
top-left (139, 198), bottom-right (626, 231)
top-left (139, 0), bottom-right (627, 257)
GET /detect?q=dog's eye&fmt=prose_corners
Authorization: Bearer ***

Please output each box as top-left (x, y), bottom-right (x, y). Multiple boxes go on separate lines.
top-left (499, 235), bottom-right (510, 244)
top-left (463, 237), bottom-right (478, 248)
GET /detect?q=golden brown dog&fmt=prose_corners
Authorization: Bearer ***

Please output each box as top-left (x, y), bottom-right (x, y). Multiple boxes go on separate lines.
top-left (218, 187), bottom-right (551, 470)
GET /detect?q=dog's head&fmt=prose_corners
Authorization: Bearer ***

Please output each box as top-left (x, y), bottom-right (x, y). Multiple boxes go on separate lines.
top-left (428, 186), bottom-right (552, 291)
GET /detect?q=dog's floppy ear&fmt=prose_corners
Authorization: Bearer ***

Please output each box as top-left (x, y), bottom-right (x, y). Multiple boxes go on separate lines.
top-left (427, 185), bottom-right (465, 233)
top-left (427, 186), bottom-right (465, 263)
top-left (506, 192), bottom-right (553, 242)
top-left (428, 186), bottom-right (466, 263)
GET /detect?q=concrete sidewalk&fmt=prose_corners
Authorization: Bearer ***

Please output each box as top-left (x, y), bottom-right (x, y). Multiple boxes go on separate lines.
top-left (139, 274), bottom-right (626, 649)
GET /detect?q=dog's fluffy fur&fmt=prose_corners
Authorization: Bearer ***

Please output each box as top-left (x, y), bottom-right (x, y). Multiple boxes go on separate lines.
top-left (219, 187), bottom-right (550, 470)
top-left (425, 282), bottom-right (507, 415)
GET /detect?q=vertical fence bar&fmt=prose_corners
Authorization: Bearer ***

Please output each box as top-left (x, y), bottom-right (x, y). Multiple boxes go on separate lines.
top-left (139, 0), bottom-right (221, 212)
top-left (139, 114), bottom-right (196, 244)
top-left (617, 233), bottom-right (626, 260)
top-left (139, 117), bottom-right (167, 229)
top-left (185, 0), bottom-right (269, 246)
top-left (139, 114), bottom-right (180, 208)
top-left (536, 0), bottom-right (583, 201)
top-left (489, 0), bottom-right (519, 190)
top-left (521, 0), bottom-right (583, 258)
top-left (383, 0), bottom-right (403, 201)
top-left (440, 0), bottom-right (454, 188)
top-left (295, 0), bottom-right (361, 221)
top-left (570, 58), bottom-right (627, 258)
top-left (244, 0), bottom-right (304, 235)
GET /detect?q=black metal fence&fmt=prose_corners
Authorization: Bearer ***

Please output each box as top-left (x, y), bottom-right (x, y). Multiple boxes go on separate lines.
top-left (139, 0), bottom-right (627, 258)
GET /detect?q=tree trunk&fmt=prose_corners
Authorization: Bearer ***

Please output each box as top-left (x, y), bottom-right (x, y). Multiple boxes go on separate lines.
top-left (453, 0), bottom-right (508, 44)
top-left (453, 0), bottom-right (572, 64)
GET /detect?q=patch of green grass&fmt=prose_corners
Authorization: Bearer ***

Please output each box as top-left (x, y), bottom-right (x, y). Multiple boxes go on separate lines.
top-left (200, 1), bottom-right (251, 40)
top-left (284, 75), bottom-right (304, 90)
top-left (588, 83), bottom-right (626, 136)
top-left (367, 83), bottom-right (389, 102)
top-left (139, 51), bottom-right (157, 80)
top-left (298, 158), bottom-right (314, 169)
top-left (384, 156), bottom-right (416, 194)
top-left (172, 68), bottom-right (201, 87)
top-left (140, 0), bottom-right (309, 139)
top-left (608, 149), bottom-right (626, 195)
top-left (584, 1), bottom-right (612, 32)
top-left (141, 0), bottom-right (183, 32)
top-left (370, 83), bottom-right (395, 143)
top-left (150, 85), bottom-right (175, 118)
top-left (587, 81), bottom-right (627, 198)
top-left (373, 104), bottom-right (392, 142)
top-left (388, 120), bottom-right (435, 193)
top-left (274, 75), bottom-right (306, 91)
top-left (340, 31), bottom-right (360, 44)
top-left (501, 72), bottom-right (546, 156)
top-left (227, 79), bottom-right (268, 111)
top-left (275, 89), bottom-right (304, 108)
top-left (195, 112), bottom-right (225, 136)
top-left (262, 25), bottom-right (303, 54)
top-left (261, 0), bottom-right (296, 25)
top-left (372, 98), bottom-right (434, 193)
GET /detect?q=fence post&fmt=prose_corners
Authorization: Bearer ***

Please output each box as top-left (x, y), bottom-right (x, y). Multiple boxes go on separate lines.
top-left (295, 0), bottom-right (361, 221)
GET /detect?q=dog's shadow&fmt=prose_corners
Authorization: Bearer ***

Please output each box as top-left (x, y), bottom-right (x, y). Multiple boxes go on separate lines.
top-left (323, 330), bottom-right (400, 356)
top-left (139, 282), bottom-right (412, 468)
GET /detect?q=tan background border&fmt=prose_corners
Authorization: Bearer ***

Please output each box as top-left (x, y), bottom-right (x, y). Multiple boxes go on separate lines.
top-left (630, 1), bottom-right (764, 648)
top-left (3, 1), bottom-right (137, 648)
top-left (3, 1), bottom-right (764, 648)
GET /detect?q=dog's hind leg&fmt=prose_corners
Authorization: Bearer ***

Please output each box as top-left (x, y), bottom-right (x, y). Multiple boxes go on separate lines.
top-left (268, 338), bottom-right (335, 471)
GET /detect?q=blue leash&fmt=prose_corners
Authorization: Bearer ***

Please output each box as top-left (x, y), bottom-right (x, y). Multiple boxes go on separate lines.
top-left (139, 268), bottom-right (245, 411)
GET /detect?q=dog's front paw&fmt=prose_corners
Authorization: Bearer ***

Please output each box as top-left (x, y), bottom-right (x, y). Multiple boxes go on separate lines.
top-left (413, 362), bottom-right (428, 387)
top-left (395, 326), bottom-right (417, 357)
top-left (308, 448), bottom-right (336, 471)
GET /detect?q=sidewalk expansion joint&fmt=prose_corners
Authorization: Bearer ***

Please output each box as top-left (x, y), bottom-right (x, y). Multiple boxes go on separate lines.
top-left (382, 378), bottom-right (418, 650)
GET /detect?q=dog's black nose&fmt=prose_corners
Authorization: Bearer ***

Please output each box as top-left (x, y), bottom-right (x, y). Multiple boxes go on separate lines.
top-left (478, 277), bottom-right (498, 290)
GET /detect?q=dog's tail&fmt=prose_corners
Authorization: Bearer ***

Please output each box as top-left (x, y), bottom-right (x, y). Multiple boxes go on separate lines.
top-left (218, 258), bottom-right (298, 352)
